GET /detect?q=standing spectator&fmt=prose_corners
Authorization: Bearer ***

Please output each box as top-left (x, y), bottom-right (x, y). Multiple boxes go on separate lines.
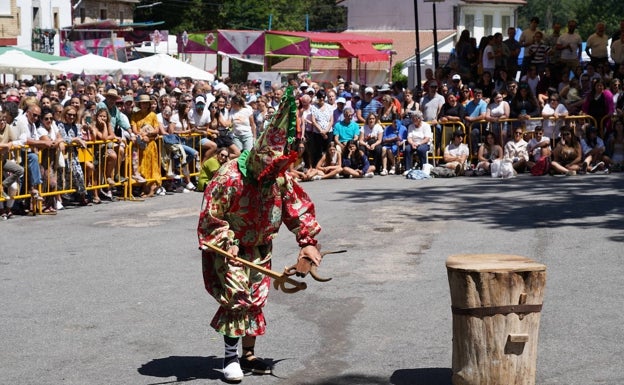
top-left (131, 95), bottom-right (165, 197)
top-left (585, 22), bottom-right (610, 69)
top-left (420, 81), bottom-right (445, 154)
top-left (229, 95), bottom-right (256, 152)
top-left (481, 36), bottom-right (497, 76)
top-left (557, 20), bottom-right (583, 78)
top-left (503, 27), bottom-right (521, 80)
top-left (310, 90), bottom-right (334, 167)
top-left (355, 87), bottom-right (382, 123)
top-left (455, 30), bottom-right (475, 81)
top-left (519, 17), bottom-right (541, 77)
top-left (509, 83), bottom-right (540, 131)
top-left (526, 31), bottom-right (551, 75)
top-left (546, 22), bottom-right (563, 74)
top-left (611, 33), bottom-right (624, 71)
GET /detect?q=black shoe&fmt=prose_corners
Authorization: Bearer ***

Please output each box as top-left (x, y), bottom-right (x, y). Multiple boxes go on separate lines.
top-left (239, 356), bottom-right (272, 374)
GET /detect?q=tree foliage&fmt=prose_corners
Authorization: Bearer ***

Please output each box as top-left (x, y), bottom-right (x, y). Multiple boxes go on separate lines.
top-left (134, 0), bottom-right (346, 34)
top-left (518, 0), bottom-right (624, 38)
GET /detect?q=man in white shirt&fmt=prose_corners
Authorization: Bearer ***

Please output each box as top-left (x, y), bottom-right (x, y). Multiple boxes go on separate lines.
top-left (557, 20), bottom-right (583, 78)
top-left (585, 22), bottom-right (609, 69)
top-left (526, 126), bottom-right (551, 167)
top-left (12, 105), bottom-right (52, 196)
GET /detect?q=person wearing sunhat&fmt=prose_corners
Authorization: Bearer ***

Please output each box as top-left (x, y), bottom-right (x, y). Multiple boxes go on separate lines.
top-left (198, 87), bottom-right (323, 381)
top-left (443, 129), bottom-right (470, 175)
top-left (131, 94), bottom-right (166, 196)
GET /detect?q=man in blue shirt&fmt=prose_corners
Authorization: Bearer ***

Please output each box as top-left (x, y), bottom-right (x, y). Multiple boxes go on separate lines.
top-left (464, 88), bottom-right (488, 154)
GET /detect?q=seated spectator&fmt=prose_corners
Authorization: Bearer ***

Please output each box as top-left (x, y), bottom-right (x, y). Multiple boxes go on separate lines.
top-left (476, 131), bottom-right (503, 175)
top-left (359, 113), bottom-right (383, 172)
top-left (439, 93), bottom-right (466, 125)
top-left (0, 109), bottom-right (25, 219)
top-left (607, 118), bottom-right (624, 171)
top-left (504, 127), bottom-right (529, 173)
top-left (332, 107), bottom-right (360, 153)
top-left (403, 110), bottom-right (433, 172)
top-left (526, 126), bottom-right (552, 174)
top-left (541, 93), bottom-right (568, 140)
top-left (580, 126), bottom-right (610, 173)
top-left (197, 148), bottom-right (229, 191)
top-left (379, 120), bottom-right (406, 175)
top-left (443, 129), bottom-right (470, 175)
top-left (340, 140), bottom-right (374, 178)
top-left (310, 142), bottom-right (343, 180)
top-left (550, 126), bottom-right (582, 175)
top-left (288, 141), bottom-right (315, 182)
top-left (560, 78), bottom-right (584, 115)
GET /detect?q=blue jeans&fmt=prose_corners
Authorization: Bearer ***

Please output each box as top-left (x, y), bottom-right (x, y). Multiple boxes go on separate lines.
top-left (27, 152), bottom-right (43, 188)
top-left (404, 143), bottom-right (430, 170)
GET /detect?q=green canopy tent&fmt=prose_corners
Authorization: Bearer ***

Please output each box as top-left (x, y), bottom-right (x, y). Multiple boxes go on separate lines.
top-left (0, 47), bottom-right (68, 63)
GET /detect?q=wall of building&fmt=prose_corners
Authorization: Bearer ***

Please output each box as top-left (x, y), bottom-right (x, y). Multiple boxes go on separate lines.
top-left (15, 0), bottom-right (72, 54)
top-left (343, 0), bottom-right (457, 31)
top-left (0, 0), bottom-right (19, 45)
top-left (74, 0), bottom-right (137, 25)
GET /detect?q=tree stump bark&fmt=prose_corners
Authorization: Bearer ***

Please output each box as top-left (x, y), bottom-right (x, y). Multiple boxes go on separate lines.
top-left (446, 254), bottom-right (547, 385)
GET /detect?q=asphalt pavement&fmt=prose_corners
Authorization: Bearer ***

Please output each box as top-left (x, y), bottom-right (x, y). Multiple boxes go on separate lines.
top-left (1, 172), bottom-right (623, 385)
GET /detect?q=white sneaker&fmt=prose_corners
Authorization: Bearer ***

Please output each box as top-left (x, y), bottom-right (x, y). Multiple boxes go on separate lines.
top-left (311, 175), bottom-right (323, 181)
top-left (590, 161), bottom-right (605, 172)
top-left (402, 170), bottom-right (410, 176)
top-left (185, 182), bottom-right (196, 190)
top-left (182, 188), bottom-right (192, 193)
top-left (56, 200), bottom-right (64, 210)
top-left (364, 172), bottom-right (374, 178)
top-left (389, 167), bottom-right (396, 175)
top-left (380, 169), bottom-right (388, 176)
top-left (223, 360), bottom-right (244, 381)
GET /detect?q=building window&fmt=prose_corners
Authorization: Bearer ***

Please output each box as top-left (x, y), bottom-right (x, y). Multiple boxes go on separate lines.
top-left (0, 1), bottom-right (10, 15)
top-left (54, 12), bottom-right (59, 29)
top-left (502, 15), bottom-right (511, 32)
top-left (465, 14), bottom-right (475, 36)
top-left (80, 8), bottom-right (85, 24)
top-left (484, 15), bottom-right (493, 36)
top-left (100, 9), bottom-right (107, 20)
top-left (119, 11), bottom-right (124, 24)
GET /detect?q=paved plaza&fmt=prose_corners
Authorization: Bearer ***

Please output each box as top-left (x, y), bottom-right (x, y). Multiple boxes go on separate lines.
top-left (1, 173), bottom-right (623, 385)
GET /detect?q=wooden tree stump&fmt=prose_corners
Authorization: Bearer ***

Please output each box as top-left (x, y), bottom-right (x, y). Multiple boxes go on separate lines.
top-left (446, 254), bottom-right (547, 385)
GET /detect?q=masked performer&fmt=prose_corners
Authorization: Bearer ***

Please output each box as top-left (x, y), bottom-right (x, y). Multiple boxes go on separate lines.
top-left (198, 87), bottom-right (322, 381)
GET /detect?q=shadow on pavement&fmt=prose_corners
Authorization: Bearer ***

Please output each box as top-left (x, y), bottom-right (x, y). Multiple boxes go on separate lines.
top-left (137, 355), bottom-right (222, 383)
top-left (332, 176), bottom-right (624, 235)
top-left (391, 367), bottom-right (452, 385)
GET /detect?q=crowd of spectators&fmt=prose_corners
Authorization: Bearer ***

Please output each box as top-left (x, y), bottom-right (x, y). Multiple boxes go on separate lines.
top-left (3, 20), bottom-right (624, 219)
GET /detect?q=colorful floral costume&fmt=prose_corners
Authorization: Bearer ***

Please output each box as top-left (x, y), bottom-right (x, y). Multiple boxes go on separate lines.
top-left (197, 88), bottom-right (320, 337)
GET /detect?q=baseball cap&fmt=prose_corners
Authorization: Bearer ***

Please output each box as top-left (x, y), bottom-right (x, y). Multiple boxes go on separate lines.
top-left (336, 97), bottom-right (346, 104)
top-left (248, 95), bottom-right (257, 103)
top-left (452, 74), bottom-right (461, 81)
top-left (195, 96), bottom-right (206, 105)
top-left (364, 87), bottom-right (374, 94)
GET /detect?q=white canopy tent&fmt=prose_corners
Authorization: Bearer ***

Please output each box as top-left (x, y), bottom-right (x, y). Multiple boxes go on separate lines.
top-left (0, 50), bottom-right (64, 77)
top-left (126, 53), bottom-right (214, 81)
top-left (53, 53), bottom-right (139, 76)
